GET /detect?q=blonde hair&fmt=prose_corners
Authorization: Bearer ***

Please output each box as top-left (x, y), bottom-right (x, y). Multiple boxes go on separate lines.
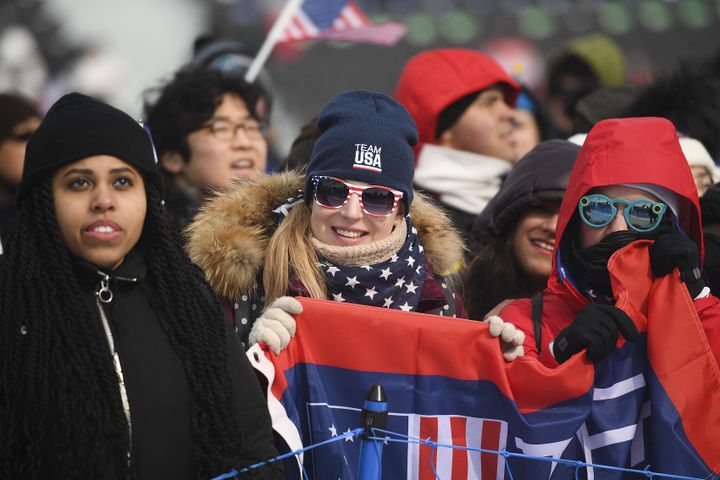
top-left (263, 203), bottom-right (327, 305)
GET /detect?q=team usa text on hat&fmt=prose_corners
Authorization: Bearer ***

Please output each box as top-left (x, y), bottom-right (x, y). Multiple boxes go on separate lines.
top-left (353, 143), bottom-right (382, 173)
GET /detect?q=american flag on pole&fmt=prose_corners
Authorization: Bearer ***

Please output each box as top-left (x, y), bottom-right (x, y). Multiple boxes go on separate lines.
top-left (276, 0), bottom-right (406, 46)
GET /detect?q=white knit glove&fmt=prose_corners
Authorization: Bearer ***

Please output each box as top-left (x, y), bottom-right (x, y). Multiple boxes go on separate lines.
top-left (248, 296), bottom-right (303, 355)
top-left (484, 315), bottom-right (525, 362)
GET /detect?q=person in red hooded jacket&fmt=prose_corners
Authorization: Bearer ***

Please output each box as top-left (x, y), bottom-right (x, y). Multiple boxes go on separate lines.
top-left (499, 117), bottom-right (720, 368)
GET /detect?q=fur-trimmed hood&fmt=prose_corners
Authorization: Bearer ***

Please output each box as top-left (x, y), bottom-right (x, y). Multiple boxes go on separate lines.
top-left (186, 171), bottom-right (466, 300)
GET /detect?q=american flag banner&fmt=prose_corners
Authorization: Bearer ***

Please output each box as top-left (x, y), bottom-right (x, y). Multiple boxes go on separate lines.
top-left (248, 245), bottom-right (720, 479)
top-left (275, 0), bottom-right (406, 46)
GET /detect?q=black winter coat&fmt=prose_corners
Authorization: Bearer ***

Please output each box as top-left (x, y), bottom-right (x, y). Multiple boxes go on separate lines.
top-left (73, 251), bottom-right (279, 479)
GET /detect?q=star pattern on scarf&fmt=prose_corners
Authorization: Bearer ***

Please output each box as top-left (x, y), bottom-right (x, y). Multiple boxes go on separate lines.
top-left (319, 218), bottom-right (425, 312)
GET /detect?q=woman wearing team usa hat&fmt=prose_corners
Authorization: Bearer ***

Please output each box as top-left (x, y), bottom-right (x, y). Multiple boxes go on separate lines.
top-left (188, 90), bottom-right (522, 356)
top-left (0, 93), bottom-right (280, 478)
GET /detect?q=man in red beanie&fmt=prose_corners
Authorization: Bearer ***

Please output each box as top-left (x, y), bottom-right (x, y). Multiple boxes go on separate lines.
top-left (394, 48), bottom-right (520, 248)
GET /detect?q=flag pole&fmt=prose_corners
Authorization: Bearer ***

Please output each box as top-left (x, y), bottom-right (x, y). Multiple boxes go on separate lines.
top-left (245, 0), bottom-right (304, 83)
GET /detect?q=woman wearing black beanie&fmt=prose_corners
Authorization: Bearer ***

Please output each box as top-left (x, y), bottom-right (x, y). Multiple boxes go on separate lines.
top-left (0, 93), bottom-right (280, 479)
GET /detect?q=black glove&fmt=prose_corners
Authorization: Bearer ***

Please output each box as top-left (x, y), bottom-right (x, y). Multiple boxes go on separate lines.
top-left (553, 304), bottom-right (639, 364)
top-left (649, 232), bottom-right (705, 298)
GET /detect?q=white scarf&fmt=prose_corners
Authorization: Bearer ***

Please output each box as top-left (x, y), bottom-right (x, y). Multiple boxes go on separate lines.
top-left (413, 144), bottom-right (512, 215)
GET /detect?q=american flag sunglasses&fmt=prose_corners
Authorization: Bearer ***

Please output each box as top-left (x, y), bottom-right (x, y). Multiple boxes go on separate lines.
top-left (311, 176), bottom-right (403, 218)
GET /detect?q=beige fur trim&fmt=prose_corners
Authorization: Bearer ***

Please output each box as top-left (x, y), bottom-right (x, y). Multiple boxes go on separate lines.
top-left (185, 172), bottom-right (467, 300)
top-left (185, 172), bottom-right (304, 300)
top-left (410, 192), bottom-right (467, 277)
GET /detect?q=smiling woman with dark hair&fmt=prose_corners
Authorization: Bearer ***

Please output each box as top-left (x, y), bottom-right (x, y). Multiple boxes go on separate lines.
top-left (464, 139), bottom-right (579, 320)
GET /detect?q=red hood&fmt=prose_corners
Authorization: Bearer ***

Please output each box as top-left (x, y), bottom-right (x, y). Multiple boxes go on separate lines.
top-left (551, 117), bottom-right (703, 286)
top-left (394, 48), bottom-right (519, 162)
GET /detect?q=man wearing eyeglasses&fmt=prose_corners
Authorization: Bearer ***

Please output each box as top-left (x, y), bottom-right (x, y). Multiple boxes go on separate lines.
top-left (144, 68), bottom-right (268, 231)
top-left (0, 92), bottom-right (41, 253)
top-left (497, 117), bottom-right (720, 369)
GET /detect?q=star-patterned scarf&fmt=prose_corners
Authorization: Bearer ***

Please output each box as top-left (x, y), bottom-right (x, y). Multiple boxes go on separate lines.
top-left (315, 217), bottom-right (425, 312)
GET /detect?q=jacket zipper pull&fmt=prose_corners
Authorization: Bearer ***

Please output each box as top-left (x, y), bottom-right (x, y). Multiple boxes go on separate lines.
top-left (96, 274), bottom-right (113, 303)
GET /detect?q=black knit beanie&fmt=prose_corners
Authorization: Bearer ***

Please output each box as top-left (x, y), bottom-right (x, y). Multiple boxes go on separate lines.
top-left (18, 92), bottom-right (162, 201)
top-left (305, 90), bottom-right (417, 208)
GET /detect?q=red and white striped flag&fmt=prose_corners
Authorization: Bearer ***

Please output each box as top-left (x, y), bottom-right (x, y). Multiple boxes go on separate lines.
top-left (276, 0), bottom-right (405, 46)
top-left (407, 415), bottom-right (508, 479)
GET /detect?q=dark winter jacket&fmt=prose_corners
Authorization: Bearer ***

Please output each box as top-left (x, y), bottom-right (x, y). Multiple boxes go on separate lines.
top-left (72, 251), bottom-right (278, 479)
top-left (186, 171), bottom-right (467, 347)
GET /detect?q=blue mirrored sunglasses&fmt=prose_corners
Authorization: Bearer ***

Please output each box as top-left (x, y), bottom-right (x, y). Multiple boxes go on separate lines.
top-left (578, 194), bottom-right (668, 232)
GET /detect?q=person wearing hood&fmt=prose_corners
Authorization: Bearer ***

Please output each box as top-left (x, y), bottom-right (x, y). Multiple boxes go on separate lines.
top-left (0, 93), bottom-right (280, 479)
top-left (394, 48), bottom-right (520, 247)
top-left (186, 90), bottom-right (469, 355)
top-left (464, 139), bottom-right (579, 320)
top-left (498, 117), bottom-right (720, 368)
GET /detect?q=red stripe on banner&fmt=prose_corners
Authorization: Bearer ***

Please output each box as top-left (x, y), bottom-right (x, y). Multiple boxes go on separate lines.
top-left (481, 420), bottom-right (501, 479)
top-left (419, 417), bottom-right (438, 480)
top-left (450, 417), bottom-right (468, 479)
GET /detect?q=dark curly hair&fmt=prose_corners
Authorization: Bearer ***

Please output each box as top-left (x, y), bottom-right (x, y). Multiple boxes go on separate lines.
top-left (0, 180), bottom-right (266, 478)
top-left (143, 68), bottom-right (262, 165)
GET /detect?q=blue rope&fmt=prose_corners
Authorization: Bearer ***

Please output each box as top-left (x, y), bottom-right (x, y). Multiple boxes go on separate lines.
top-left (210, 427), bottom-right (363, 480)
top-left (211, 425), bottom-right (712, 480)
top-left (370, 427), bottom-right (707, 480)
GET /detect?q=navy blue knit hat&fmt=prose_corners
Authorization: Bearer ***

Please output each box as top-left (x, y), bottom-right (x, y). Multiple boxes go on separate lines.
top-left (305, 90), bottom-right (418, 208)
top-left (18, 92), bottom-right (162, 202)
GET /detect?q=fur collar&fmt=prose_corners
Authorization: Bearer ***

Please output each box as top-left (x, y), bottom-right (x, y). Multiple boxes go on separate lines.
top-left (186, 171), bottom-right (466, 300)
